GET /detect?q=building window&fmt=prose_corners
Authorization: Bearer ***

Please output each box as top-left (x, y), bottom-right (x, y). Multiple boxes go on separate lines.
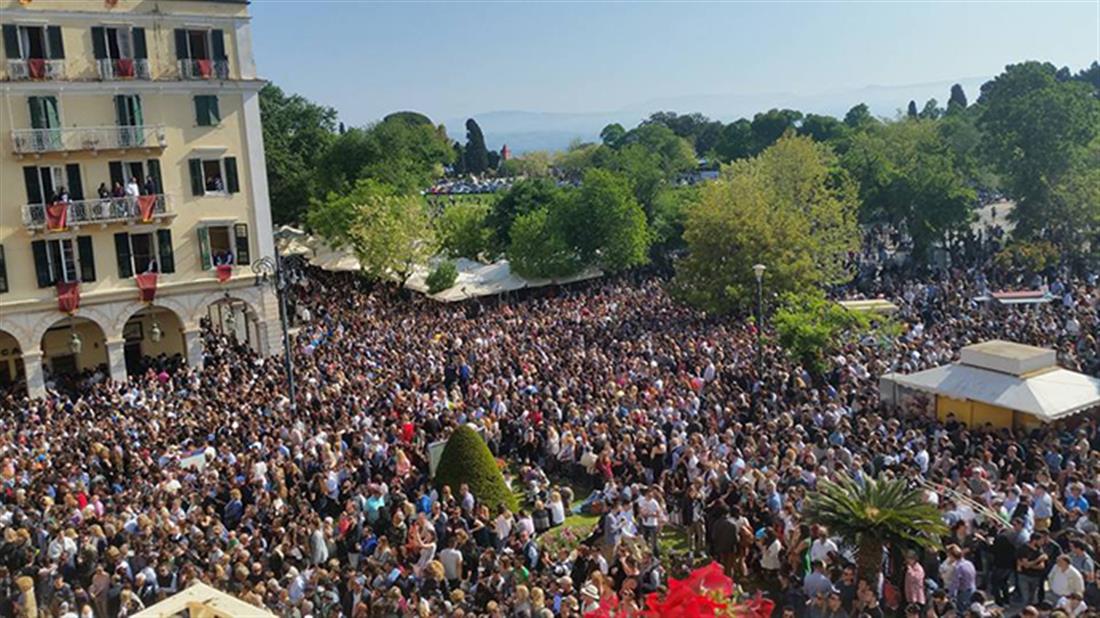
top-left (197, 224), bottom-right (248, 269)
top-left (194, 95), bottom-right (220, 126)
top-left (113, 230), bottom-right (175, 279)
top-left (31, 238), bottom-right (84, 288)
top-left (188, 156), bottom-right (239, 196)
top-left (2, 24), bottom-right (65, 60)
top-left (0, 246), bottom-right (8, 294)
top-left (91, 26), bottom-right (146, 60)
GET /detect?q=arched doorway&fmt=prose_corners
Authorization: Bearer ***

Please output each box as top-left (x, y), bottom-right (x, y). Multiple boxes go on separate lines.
top-left (0, 329), bottom-right (24, 395)
top-left (40, 316), bottom-right (107, 382)
top-left (121, 306), bottom-right (186, 376)
top-left (206, 295), bottom-right (263, 354)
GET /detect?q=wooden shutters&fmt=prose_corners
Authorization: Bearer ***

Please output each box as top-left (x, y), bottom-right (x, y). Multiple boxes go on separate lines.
top-left (195, 95), bottom-right (220, 126)
top-left (212, 29), bottom-right (226, 60)
top-left (32, 240), bottom-right (52, 287)
top-left (197, 228), bottom-right (212, 270)
top-left (2, 25), bottom-right (19, 59)
top-left (146, 159), bottom-right (162, 194)
top-left (156, 230), bottom-right (175, 274)
top-left (174, 29), bottom-right (189, 60)
top-left (23, 166), bottom-right (43, 204)
top-left (66, 164), bottom-right (84, 201)
top-left (114, 232), bottom-right (133, 279)
top-left (108, 161), bottom-right (125, 189)
top-left (91, 26), bottom-right (107, 59)
top-left (46, 26), bottom-right (64, 59)
top-left (224, 157), bottom-right (239, 193)
top-left (132, 27), bottom-right (147, 59)
top-left (77, 236), bottom-right (96, 282)
top-left (234, 224), bottom-right (250, 265)
top-left (188, 158), bottom-right (204, 195)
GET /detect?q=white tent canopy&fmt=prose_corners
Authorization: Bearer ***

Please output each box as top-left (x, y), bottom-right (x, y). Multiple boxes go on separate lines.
top-left (132, 582), bottom-right (276, 618)
top-left (405, 257), bottom-right (602, 302)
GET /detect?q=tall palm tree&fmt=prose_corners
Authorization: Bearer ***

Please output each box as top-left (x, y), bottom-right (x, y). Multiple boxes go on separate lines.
top-left (805, 474), bottom-right (947, 583)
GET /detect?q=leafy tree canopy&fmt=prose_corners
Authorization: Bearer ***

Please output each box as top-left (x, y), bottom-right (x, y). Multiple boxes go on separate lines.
top-left (259, 84), bottom-right (337, 225)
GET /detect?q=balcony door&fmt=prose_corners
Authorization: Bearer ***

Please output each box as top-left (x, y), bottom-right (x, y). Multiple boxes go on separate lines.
top-left (1, 25), bottom-right (64, 60)
top-left (27, 96), bottom-right (61, 151)
top-left (91, 26), bottom-right (147, 78)
top-left (114, 95), bottom-right (144, 147)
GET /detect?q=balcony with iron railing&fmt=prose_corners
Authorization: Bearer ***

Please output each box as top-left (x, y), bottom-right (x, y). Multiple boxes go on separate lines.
top-left (96, 58), bottom-right (151, 81)
top-left (7, 58), bottom-right (65, 81)
top-left (11, 125), bottom-right (166, 155)
top-left (177, 58), bottom-right (229, 80)
top-left (22, 195), bottom-right (174, 231)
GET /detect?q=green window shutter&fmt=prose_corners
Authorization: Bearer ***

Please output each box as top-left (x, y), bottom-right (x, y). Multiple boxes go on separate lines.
top-left (224, 156), bottom-right (239, 193)
top-left (114, 233), bottom-right (133, 279)
top-left (209, 96), bottom-right (220, 124)
top-left (174, 29), bottom-right (189, 59)
top-left (66, 164), bottom-right (84, 201)
top-left (131, 27), bottom-right (147, 59)
top-left (28, 97), bottom-right (44, 129)
top-left (77, 236), bottom-right (95, 282)
top-left (24, 167), bottom-right (42, 204)
top-left (212, 29), bottom-right (227, 60)
top-left (146, 159), bottom-right (162, 194)
top-left (156, 229), bottom-right (175, 273)
top-left (234, 223), bottom-right (250, 265)
top-left (0, 246), bottom-right (8, 294)
top-left (197, 227), bottom-right (212, 270)
top-left (32, 240), bottom-right (53, 287)
top-left (194, 96), bottom-right (208, 126)
top-left (47, 26), bottom-right (64, 59)
top-left (132, 95), bottom-right (143, 127)
top-left (2, 25), bottom-right (19, 59)
top-left (91, 27), bottom-right (106, 59)
top-left (44, 97), bottom-right (59, 129)
top-left (188, 158), bottom-right (204, 195)
top-left (109, 161), bottom-right (124, 189)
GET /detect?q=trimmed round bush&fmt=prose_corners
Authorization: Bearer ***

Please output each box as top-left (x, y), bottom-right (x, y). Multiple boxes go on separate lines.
top-left (426, 260), bottom-right (458, 294)
top-left (435, 425), bottom-right (517, 512)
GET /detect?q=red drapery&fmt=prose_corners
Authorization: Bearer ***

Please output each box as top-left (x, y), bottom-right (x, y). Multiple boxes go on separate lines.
top-left (196, 59), bottom-right (213, 78)
top-left (136, 195), bottom-right (158, 222)
top-left (57, 282), bottom-right (80, 313)
top-left (216, 264), bottom-right (233, 282)
top-left (135, 272), bottom-right (158, 302)
top-left (27, 58), bottom-right (46, 79)
top-left (45, 202), bottom-right (68, 231)
top-left (115, 58), bottom-right (134, 77)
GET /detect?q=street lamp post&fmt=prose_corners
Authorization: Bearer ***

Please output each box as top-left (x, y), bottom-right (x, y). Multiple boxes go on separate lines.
top-left (253, 244), bottom-right (297, 411)
top-left (752, 263), bottom-right (766, 389)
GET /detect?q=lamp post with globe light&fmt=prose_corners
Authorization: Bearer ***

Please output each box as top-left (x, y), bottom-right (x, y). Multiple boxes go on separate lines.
top-left (752, 263), bottom-right (766, 389)
top-left (252, 245), bottom-right (296, 410)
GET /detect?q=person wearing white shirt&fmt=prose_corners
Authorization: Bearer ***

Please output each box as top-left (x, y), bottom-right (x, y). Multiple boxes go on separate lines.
top-left (548, 491), bottom-right (566, 527)
top-left (1049, 555), bottom-right (1085, 602)
top-left (810, 529), bottom-right (839, 564)
top-left (637, 489), bottom-right (665, 556)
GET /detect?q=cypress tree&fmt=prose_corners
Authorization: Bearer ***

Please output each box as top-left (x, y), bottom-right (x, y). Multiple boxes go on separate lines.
top-left (907, 100), bottom-right (918, 118)
top-left (948, 84), bottom-right (968, 109)
top-left (464, 118), bottom-right (489, 175)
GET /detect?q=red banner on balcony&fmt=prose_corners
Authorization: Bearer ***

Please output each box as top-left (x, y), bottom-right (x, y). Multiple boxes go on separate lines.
top-left (115, 58), bottom-right (134, 77)
top-left (136, 195), bottom-right (157, 222)
top-left (216, 264), bottom-right (233, 282)
top-left (135, 272), bottom-right (158, 302)
top-left (196, 59), bottom-right (213, 78)
top-left (46, 202), bottom-right (68, 231)
top-left (27, 58), bottom-right (46, 79)
top-left (57, 282), bottom-right (80, 313)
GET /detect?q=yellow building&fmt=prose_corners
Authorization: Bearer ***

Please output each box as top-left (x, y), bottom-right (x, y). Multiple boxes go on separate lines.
top-left (0, 0), bottom-right (280, 398)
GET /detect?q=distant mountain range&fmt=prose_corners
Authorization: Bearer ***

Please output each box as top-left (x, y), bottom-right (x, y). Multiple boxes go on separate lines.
top-left (445, 76), bottom-right (990, 154)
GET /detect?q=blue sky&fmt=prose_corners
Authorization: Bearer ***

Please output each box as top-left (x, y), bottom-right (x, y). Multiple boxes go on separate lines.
top-left (250, 1), bottom-right (1099, 127)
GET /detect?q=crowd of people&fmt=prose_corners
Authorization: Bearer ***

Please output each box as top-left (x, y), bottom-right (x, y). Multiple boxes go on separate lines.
top-left (0, 240), bottom-right (1097, 617)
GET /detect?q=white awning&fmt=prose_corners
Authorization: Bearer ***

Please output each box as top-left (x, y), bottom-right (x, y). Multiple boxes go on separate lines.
top-left (132, 582), bottom-right (276, 618)
top-left (890, 363), bottom-right (1100, 422)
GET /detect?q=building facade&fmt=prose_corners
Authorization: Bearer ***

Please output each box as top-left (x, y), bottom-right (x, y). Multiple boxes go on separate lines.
top-left (0, 0), bottom-right (280, 399)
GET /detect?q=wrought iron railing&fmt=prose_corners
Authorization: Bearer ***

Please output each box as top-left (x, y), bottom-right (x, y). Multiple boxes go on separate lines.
top-left (7, 58), bottom-right (65, 80)
top-left (11, 125), bottom-right (166, 154)
top-left (96, 58), bottom-right (151, 80)
top-left (23, 195), bottom-right (172, 230)
top-left (177, 59), bottom-right (229, 80)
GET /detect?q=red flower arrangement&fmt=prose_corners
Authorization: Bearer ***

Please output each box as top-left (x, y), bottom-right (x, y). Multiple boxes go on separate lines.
top-left (585, 562), bottom-right (775, 618)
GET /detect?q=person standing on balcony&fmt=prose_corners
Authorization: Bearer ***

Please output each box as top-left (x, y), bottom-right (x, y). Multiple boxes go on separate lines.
top-left (144, 176), bottom-right (158, 196)
top-left (126, 177), bottom-right (140, 199)
top-left (97, 183), bottom-right (110, 199)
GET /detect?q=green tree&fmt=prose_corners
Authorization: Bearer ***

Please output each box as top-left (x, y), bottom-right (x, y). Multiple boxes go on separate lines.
top-left (843, 119), bottom-right (976, 258)
top-left (714, 118), bottom-right (753, 162)
top-left (437, 201), bottom-right (492, 260)
top-left (498, 151), bottom-right (552, 178)
top-left (750, 108), bottom-right (803, 153)
top-left (309, 179), bottom-right (434, 284)
top-left (557, 168), bottom-right (651, 272)
top-left (435, 426), bottom-right (518, 512)
top-left (318, 117), bottom-right (454, 195)
top-left (507, 207), bottom-right (581, 279)
top-left (600, 123), bottom-right (627, 147)
top-left (259, 84), bottom-right (337, 224)
top-left (426, 260), bottom-right (458, 294)
top-left (486, 178), bottom-right (562, 252)
top-left (843, 103), bottom-right (877, 130)
top-left (919, 98), bottom-right (942, 120)
top-left (383, 110), bottom-right (433, 126)
top-left (798, 114), bottom-right (849, 147)
top-left (464, 118), bottom-right (490, 175)
top-left (773, 290), bottom-right (871, 375)
top-left (948, 83), bottom-right (968, 110)
top-left (805, 475), bottom-right (947, 584)
top-left (907, 100), bottom-right (919, 118)
top-left (675, 134), bottom-right (859, 314)
top-left (979, 62), bottom-right (1100, 245)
